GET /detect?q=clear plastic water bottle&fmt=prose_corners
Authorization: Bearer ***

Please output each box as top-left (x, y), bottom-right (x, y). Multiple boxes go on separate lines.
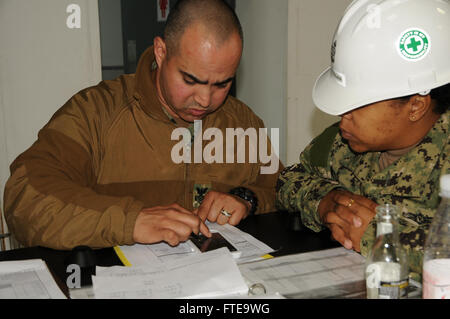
top-left (365, 204), bottom-right (409, 299)
top-left (423, 174), bottom-right (450, 299)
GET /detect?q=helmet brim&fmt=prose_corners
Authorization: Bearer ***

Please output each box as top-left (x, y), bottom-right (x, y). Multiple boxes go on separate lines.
top-left (313, 67), bottom-right (450, 116)
top-left (312, 67), bottom-right (374, 116)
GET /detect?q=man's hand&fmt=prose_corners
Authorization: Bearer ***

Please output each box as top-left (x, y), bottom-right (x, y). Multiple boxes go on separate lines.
top-left (196, 191), bottom-right (251, 226)
top-left (133, 203), bottom-right (211, 246)
top-left (318, 189), bottom-right (378, 252)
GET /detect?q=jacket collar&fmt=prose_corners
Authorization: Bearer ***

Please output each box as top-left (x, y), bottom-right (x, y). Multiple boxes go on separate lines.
top-left (134, 46), bottom-right (175, 124)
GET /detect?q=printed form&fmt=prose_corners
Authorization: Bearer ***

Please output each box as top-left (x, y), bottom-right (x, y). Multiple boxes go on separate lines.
top-left (238, 247), bottom-right (367, 299)
top-left (92, 248), bottom-right (249, 299)
top-left (115, 221), bottom-right (274, 266)
top-left (0, 259), bottom-right (66, 299)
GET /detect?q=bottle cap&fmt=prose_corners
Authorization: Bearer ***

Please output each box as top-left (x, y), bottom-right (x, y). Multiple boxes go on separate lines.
top-left (376, 204), bottom-right (399, 220)
top-left (440, 175), bottom-right (450, 198)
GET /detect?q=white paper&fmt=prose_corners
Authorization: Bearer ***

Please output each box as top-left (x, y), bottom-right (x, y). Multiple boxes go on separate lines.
top-left (238, 247), bottom-right (366, 298)
top-left (92, 248), bottom-right (249, 299)
top-left (117, 240), bottom-right (198, 267)
top-left (0, 259), bottom-right (66, 299)
top-left (116, 222), bottom-right (274, 266)
top-left (207, 222), bottom-right (274, 263)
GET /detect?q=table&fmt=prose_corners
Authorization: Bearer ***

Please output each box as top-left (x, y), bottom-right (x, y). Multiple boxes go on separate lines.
top-left (0, 211), bottom-right (340, 298)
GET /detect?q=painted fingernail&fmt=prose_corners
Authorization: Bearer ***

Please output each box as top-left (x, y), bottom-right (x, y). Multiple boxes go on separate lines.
top-left (354, 217), bottom-right (362, 227)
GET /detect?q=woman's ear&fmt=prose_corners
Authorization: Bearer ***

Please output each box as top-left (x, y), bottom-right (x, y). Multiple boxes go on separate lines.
top-left (408, 94), bottom-right (432, 122)
top-left (153, 37), bottom-right (167, 68)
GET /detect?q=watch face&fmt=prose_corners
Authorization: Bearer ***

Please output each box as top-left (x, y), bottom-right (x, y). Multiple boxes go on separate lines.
top-left (229, 187), bottom-right (257, 214)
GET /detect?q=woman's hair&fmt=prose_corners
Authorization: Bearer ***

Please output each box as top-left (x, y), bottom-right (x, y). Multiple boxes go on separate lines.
top-left (430, 83), bottom-right (450, 114)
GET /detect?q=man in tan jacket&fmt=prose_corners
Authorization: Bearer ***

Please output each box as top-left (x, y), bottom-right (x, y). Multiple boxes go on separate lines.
top-left (3, 0), bottom-right (282, 250)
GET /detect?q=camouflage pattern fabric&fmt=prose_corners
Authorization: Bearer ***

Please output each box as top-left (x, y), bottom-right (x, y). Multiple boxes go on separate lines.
top-left (276, 110), bottom-right (449, 282)
top-left (193, 183), bottom-right (212, 209)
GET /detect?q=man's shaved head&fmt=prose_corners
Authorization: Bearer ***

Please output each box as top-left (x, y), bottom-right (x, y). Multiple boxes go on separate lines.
top-left (163, 0), bottom-right (243, 57)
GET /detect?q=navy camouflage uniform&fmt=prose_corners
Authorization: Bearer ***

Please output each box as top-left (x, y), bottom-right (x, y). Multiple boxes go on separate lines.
top-left (276, 109), bottom-right (449, 282)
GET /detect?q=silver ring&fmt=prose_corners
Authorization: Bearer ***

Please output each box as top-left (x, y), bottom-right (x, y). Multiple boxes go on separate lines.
top-left (220, 209), bottom-right (232, 218)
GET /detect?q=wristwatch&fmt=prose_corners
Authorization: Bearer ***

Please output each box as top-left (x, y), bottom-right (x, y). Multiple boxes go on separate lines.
top-left (229, 187), bottom-right (258, 215)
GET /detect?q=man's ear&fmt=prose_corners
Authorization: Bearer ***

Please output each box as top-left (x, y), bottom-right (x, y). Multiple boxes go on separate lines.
top-left (153, 37), bottom-right (167, 68)
top-left (408, 94), bottom-right (432, 122)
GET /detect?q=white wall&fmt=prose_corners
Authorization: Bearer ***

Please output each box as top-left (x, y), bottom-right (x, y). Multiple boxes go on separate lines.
top-left (286, 0), bottom-right (352, 165)
top-left (236, 0), bottom-right (352, 166)
top-left (0, 0), bottom-right (102, 249)
top-left (235, 0), bottom-right (288, 164)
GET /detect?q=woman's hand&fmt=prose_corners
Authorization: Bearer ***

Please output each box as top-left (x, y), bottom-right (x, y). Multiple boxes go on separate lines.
top-left (318, 189), bottom-right (378, 252)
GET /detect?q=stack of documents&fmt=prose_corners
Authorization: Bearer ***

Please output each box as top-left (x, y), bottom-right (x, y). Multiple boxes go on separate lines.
top-left (92, 223), bottom-right (370, 299)
top-left (0, 259), bottom-right (66, 299)
top-left (92, 222), bottom-right (276, 299)
top-left (114, 221), bottom-right (274, 267)
top-left (92, 248), bottom-right (249, 299)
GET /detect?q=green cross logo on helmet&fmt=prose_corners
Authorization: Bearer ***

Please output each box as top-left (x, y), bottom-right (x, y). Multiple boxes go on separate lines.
top-left (398, 28), bottom-right (431, 61)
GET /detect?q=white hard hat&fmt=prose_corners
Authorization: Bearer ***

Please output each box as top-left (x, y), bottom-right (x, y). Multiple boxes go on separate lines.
top-left (313, 0), bottom-right (450, 116)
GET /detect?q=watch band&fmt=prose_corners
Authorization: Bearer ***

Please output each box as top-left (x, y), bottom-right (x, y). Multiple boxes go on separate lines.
top-left (228, 187), bottom-right (258, 215)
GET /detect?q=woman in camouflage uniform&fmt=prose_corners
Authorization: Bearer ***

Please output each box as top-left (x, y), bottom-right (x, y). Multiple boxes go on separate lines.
top-left (276, 0), bottom-right (450, 282)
